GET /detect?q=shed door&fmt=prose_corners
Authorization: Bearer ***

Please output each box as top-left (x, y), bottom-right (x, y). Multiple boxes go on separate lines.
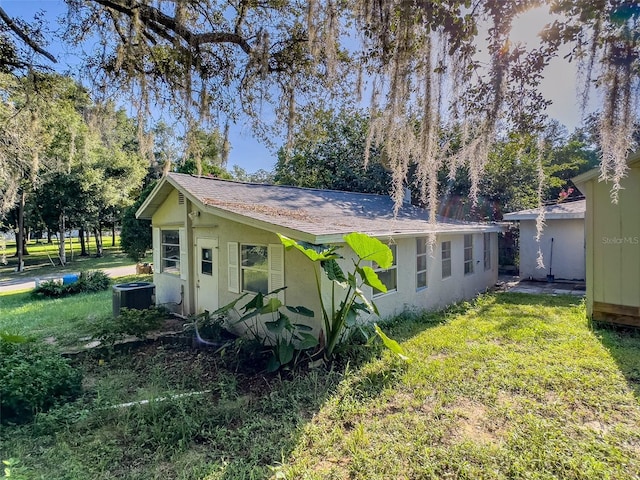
top-left (196, 237), bottom-right (219, 314)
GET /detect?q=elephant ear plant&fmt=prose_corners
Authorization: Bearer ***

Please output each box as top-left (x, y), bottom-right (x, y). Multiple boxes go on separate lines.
top-left (278, 232), bottom-right (409, 362)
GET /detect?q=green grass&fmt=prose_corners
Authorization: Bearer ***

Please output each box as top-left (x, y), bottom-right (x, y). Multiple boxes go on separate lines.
top-left (0, 274), bottom-right (152, 347)
top-left (1, 293), bottom-right (639, 479)
top-left (0, 237), bottom-right (136, 281)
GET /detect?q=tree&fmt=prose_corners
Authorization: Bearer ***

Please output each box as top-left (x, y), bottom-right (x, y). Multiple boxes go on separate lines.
top-left (273, 110), bottom-right (391, 194)
top-left (1, 1), bottom-right (638, 214)
top-left (120, 182), bottom-right (155, 262)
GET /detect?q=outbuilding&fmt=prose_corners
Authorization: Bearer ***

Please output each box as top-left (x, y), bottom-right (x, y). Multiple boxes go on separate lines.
top-left (503, 199), bottom-right (586, 282)
top-left (573, 151), bottom-right (640, 327)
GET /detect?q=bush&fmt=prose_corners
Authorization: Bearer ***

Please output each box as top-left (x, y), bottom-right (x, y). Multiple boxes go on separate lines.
top-left (0, 338), bottom-right (83, 424)
top-left (91, 306), bottom-right (169, 346)
top-left (33, 270), bottom-right (111, 298)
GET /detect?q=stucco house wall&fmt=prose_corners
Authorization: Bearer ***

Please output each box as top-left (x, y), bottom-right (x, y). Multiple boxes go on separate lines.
top-left (518, 218), bottom-right (585, 281)
top-left (574, 151), bottom-right (640, 326)
top-left (322, 233), bottom-right (499, 323)
top-left (139, 173), bottom-right (501, 339)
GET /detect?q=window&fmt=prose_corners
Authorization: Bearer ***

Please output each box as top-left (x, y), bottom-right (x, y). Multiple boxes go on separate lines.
top-left (241, 244), bottom-right (269, 294)
top-left (161, 230), bottom-right (180, 274)
top-left (464, 234), bottom-right (474, 275)
top-left (373, 244), bottom-right (397, 297)
top-left (483, 233), bottom-right (491, 271)
top-left (201, 248), bottom-right (213, 276)
top-left (416, 237), bottom-right (428, 289)
top-left (441, 241), bottom-right (451, 279)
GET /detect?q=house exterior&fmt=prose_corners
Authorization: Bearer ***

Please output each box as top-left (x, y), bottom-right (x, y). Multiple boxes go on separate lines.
top-left (503, 200), bottom-right (586, 281)
top-left (573, 151), bottom-right (640, 327)
top-left (136, 173), bottom-right (500, 336)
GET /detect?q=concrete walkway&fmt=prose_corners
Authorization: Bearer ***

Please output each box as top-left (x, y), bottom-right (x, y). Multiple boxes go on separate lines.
top-left (0, 264), bottom-right (138, 293)
top-left (497, 275), bottom-right (585, 296)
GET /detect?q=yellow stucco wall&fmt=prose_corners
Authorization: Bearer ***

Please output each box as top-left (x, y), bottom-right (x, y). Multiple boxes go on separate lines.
top-left (584, 163), bottom-right (640, 314)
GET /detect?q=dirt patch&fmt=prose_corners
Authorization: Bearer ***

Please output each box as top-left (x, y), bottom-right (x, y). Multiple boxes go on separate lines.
top-left (448, 399), bottom-right (501, 445)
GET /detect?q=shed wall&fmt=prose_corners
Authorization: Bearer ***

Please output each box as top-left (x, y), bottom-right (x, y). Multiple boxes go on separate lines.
top-left (588, 165), bottom-right (640, 318)
top-left (518, 218), bottom-right (585, 281)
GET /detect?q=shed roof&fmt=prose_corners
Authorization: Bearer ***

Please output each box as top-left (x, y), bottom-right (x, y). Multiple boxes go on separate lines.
top-left (137, 173), bottom-right (501, 243)
top-left (503, 199), bottom-right (586, 221)
top-left (572, 150), bottom-right (640, 186)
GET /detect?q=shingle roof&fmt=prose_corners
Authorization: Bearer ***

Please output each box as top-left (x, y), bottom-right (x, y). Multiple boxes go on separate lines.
top-left (138, 173), bottom-right (500, 242)
top-left (503, 199), bottom-right (585, 221)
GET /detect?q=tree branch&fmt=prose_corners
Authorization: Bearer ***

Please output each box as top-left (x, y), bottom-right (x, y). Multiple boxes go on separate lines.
top-left (92, 0), bottom-right (252, 55)
top-left (0, 6), bottom-right (57, 63)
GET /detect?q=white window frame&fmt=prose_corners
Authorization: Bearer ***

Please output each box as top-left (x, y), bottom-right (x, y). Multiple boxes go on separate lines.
top-left (161, 229), bottom-right (180, 275)
top-left (464, 234), bottom-right (474, 275)
top-left (240, 243), bottom-right (269, 295)
top-left (416, 237), bottom-right (428, 290)
top-left (373, 244), bottom-right (397, 298)
top-left (441, 241), bottom-right (452, 279)
top-left (483, 233), bottom-right (491, 271)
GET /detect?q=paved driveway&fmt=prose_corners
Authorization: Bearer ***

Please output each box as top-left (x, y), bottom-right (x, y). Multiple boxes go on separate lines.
top-left (0, 265), bottom-right (137, 293)
top-left (498, 275), bottom-right (585, 296)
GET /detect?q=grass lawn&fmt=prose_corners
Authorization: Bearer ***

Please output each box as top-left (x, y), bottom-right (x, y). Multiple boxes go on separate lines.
top-left (0, 274), bottom-right (152, 347)
top-left (0, 237), bottom-right (136, 282)
top-left (1, 293), bottom-right (639, 479)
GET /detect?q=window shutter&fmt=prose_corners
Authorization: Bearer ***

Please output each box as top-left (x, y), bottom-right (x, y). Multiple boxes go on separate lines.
top-left (227, 242), bottom-right (239, 293)
top-left (153, 228), bottom-right (161, 272)
top-left (268, 243), bottom-right (285, 302)
top-left (179, 228), bottom-right (188, 280)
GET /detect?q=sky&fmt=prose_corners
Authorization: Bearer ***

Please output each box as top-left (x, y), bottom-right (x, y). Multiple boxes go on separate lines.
top-left (1, 1), bottom-right (587, 174)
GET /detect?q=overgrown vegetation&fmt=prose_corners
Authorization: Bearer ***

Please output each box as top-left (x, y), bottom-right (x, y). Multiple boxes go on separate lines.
top-left (1, 293), bottom-right (638, 479)
top-left (91, 306), bottom-right (169, 347)
top-left (0, 336), bottom-right (83, 425)
top-left (32, 270), bottom-right (111, 298)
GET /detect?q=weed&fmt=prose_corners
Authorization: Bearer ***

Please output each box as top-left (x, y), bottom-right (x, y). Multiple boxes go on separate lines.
top-left (90, 306), bottom-right (169, 346)
top-left (0, 338), bottom-right (82, 424)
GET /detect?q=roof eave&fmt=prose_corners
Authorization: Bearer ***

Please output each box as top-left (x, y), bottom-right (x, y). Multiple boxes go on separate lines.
top-left (503, 212), bottom-right (584, 221)
top-left (572, 149), bottom-right (640, 186)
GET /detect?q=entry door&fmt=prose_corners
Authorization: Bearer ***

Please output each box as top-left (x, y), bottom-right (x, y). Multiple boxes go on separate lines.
top-left (196, 237), bottom-right (219, 314)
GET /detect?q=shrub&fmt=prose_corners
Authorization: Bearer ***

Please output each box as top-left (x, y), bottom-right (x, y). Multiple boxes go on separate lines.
top-left (33, 270), bottom-right (111, 298)
top-left (91, 306), bottom-right (169, 346)
top-left (0, 338), bottom-right (83, 424)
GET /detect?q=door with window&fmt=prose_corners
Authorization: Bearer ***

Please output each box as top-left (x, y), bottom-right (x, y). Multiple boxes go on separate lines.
top-left (196, 237), bottom-right (219, 314)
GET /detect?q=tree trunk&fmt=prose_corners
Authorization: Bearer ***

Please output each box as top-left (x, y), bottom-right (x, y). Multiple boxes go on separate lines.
top-left (23, 227), bottom-right (29, 255)
top-left (79, 226), bottom-right (88, 256)
top-left (58, 213), bottom-right (66, 266)
top-left (94, 227), bottom-right (103, 257)
top-left (16, 188), bottom-right (25, 272)
top-left (47, 228), bottom-right (52, 244)
top-left (112, 223), bottom-right (116, 247)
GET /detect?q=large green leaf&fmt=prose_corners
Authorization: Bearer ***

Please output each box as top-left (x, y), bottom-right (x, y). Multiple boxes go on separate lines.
top-left (357, 265), bottom-right (387, 293)
top-left (286, 305), bottom-right (315, 317)
top-left (322, 259), bottom-right (347, 283)
top-left (374, 324), bottom-right (410, 361)
top-left (242, 292), bottom-right (265, 312)
top-left (260, 297), bottom-right (283, 314)
top-left (277, 342), bottom-right (295, 365)
top-left (278, 234), bottom-right (340, 262)
top-left (344, 232), bottom-right (393, 268)
top-left (265, 312), bottom-right (290, 334)
top-left (297, 332), bottom-right (319, 349)
top-left (210, 293), bottom-right (249, 316)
